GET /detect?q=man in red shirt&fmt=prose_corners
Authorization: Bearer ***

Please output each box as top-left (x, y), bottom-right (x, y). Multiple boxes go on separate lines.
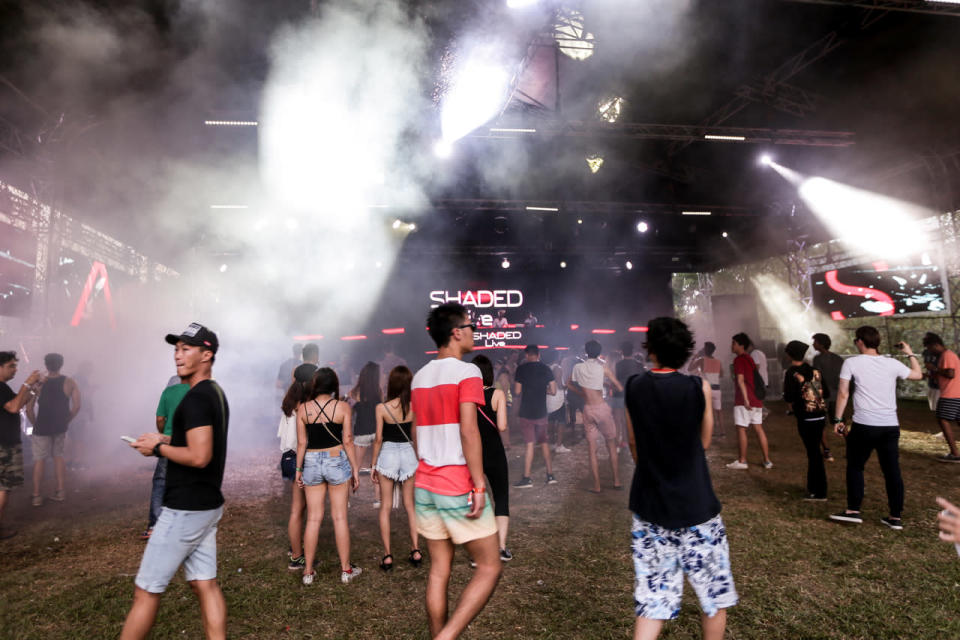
top-left (412, 303), bottom-right (501, 640)
top-left (924, 334), bottom-right (960, 462)
top-left (726, 333), bottom-right (772, 470)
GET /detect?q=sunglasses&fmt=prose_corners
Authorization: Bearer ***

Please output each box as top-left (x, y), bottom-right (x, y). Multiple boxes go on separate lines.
top-left (458, 323), bottom-right (477, 331)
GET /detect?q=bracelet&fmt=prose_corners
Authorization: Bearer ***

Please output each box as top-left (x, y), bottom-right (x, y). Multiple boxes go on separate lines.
top-left (906, 354), bottom-right (918, 358)
top-left (295, 467), bottom-right (303, 472)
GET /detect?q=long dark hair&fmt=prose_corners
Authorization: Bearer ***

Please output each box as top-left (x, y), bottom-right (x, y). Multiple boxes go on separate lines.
top-left (385, 365), bottom-right (413, 418)
top-left (281, 381), bottom-right (308, 417)
top-left (308, 367), bottom-right (340, 400)
top-left (354, 361), bottom-right (382, 403)
top-left (471, 354), bottom-right (495, 387)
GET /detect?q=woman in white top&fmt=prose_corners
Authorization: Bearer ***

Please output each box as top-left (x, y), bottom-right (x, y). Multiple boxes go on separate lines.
top-left (278, 363), bottom-right (317, 571)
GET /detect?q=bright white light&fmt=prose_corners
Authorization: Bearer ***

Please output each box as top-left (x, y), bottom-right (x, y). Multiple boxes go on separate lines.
top-left (285, 218), bottom-right (299, 231)
top-left (586, 154), bottom-right (604, 173)
top-left (441, 52), bottom-right (511, 143)
top-left (375, 261), bottom-right (383, 268)
top-left (760, 154), bottom-right (773, 166)
top-left (722, 231), bottom-right (729, 238)
top-left (927, 0), bottom-right (960, 4)
top-left (219, 264), bottom-right (228, 273)
top-left (577, 219), bottom-right (583, 225)
top-left (210, 205), bottom-right (249, 209)
top-left (705, 134), bottom-right (746, 142)
top-left (636, 221), bottom-right (649, 233)
top-left (625, 261), bottom-right (633, 270)
top-left (682, 211), bottom-right (712, 216)
top-left (204, 120), bottom-right (258, 127)
top-left (434, 139), bottom-right (454, 159)
top-left (501, 258), bottom-right (510, 269)
top-left (526, 206), bottom-right (559, 212)
top-left (489, 128), bottom-right (536, 133)
top-left (555, 10), bottom-right (595, 61)
top-left (597, 97), bottom-right (625, 123)
top-left (560, 261), bottom-right (567, 268)
top-left (408, 223), bottom-right (416, 231)
top-left (798, 177), bottom-right (931, 259)
top-left (392, 219), bottom-right (402, 229)
top-left (507, 0), bottom-right (539, 7)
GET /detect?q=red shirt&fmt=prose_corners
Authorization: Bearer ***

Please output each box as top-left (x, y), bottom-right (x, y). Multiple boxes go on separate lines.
top-left (734, 354), bottom-right (762, 408)
top-left (939, 350), bottom-right (960, 399)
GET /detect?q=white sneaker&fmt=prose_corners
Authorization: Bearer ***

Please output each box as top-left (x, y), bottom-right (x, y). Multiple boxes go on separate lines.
top-left (762, 460), bottom-right (774, 469)
top-left (302, 572), bottom-right (315, 585)
top-left (341, 564), bottom-right (362, 584)
top-left (726, 460), bottom-right (748, 470)
top-left (554, 444), bottom-right (571, 453)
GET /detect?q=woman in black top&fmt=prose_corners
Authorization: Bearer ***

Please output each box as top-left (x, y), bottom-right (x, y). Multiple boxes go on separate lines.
top-left (625, 317), bottom-right (737, 639)
top-left (782, 340), bottom-right (828, 500)
top-left (370, 366), bottom-right (421, 570)
top-left (471, 355), bottom-right (512, 561)
top-left (295, 368), bottom-right (362, 585)
top-left (350, 361), bottom-right (381, 504)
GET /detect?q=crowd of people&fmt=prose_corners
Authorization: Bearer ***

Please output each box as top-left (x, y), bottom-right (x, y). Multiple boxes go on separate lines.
top-left (3, 308), bottom-right (960, 639)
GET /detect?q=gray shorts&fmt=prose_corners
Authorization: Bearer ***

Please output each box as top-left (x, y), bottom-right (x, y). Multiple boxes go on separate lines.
top-left (302, 450), bottom-right (352, 486)
top-left (32, 433), bottom-right (66, 460)
top-left (374, 441), bottom-right (418, 482)
top-left (135, 505), bottom-right (223, 593)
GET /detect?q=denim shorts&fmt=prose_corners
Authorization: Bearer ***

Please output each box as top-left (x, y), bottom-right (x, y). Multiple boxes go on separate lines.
top-left (374, 441), bottom-right (418, 482)
top-left (302, 450), bottom-right (352, 486)
top-left (135, 506), bottom-right (223, 593)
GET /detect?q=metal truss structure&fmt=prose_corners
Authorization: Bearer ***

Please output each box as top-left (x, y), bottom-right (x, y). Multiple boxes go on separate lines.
top-left (782, 0), bottom-right (960, 17)
top-left (430, 198), bottom-right (759, 217)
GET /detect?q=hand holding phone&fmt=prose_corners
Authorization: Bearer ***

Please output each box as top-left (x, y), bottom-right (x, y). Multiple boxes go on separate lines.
top-left (121, 435), bottom-right (136, 444)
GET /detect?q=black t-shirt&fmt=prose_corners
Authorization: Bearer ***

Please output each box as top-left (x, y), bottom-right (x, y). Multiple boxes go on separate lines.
top-left (515, 361), bottom-right (554, 419)
top-left (614, 358), bottom-right (644, 398)
top-left (626, 371), bottom-right (721, 528)
top-left (0, 382), bottom-right (21, 446)
top-left (164, 380), bottom-right (229, 511)
top-left (782, 363), bottom-right (827, 420)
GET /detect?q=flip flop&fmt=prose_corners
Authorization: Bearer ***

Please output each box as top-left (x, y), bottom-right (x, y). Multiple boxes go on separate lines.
top-left (584, 488), bottom-right (602, 494)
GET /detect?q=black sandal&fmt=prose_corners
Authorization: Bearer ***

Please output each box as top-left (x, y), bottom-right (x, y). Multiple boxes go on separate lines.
top-left (408, 549), bottom-right (423, 567)
top-left (380, 554), bottom-right (394, 571)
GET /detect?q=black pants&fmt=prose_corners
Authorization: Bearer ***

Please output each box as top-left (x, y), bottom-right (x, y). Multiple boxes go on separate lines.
top-left (482, 448), bottom-right (509, 518)
top-left (796, 417), bottom-right (827, 498)
top-left (845, 423), bottom-right (903, 518)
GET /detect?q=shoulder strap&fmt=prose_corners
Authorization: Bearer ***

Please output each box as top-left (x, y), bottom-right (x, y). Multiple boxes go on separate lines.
top-left (312, 399), bottom-right (342, 445)
top-left (383, 403), bottom-right (413, 443)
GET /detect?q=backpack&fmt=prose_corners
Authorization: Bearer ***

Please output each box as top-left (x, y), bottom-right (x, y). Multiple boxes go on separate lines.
top-left (751, 361), bottom-right (767, 401)
top-left (800, 369), bottom-right (826, 414)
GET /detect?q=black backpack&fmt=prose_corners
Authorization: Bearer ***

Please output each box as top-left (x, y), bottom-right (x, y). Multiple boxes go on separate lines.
top-left (752, 360), bottom-right (767, 401)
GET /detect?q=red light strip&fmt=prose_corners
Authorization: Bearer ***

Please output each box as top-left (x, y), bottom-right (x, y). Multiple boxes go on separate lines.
top-left (340, 335), bottom-right (368, 341)
top-left (70, 261), bottom-right (116, 330)
top-left (628, 326), bottom-right (649, 333)
top-left (293, 334), bottom-right (324, 340)
top-left (381, 328), bottom-right (405, 335)
top-left (592, 329), bottom-right (616, 334)
top-left (554, 347), bottom-right (570, 351)
top-left (570, 324), bottom-right (580, 330)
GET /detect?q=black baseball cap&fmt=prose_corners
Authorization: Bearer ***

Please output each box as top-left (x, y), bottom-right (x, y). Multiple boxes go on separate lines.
top-left (165, 322), bottom-right (219, 353)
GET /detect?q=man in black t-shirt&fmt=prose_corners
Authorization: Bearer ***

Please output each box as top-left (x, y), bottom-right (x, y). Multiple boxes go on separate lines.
top-left (0, 351), bottom-right (41, 540)
top-left (513, 345), bottom-right (558, 488)
top-left (121, 323), bottom-right (229, 640)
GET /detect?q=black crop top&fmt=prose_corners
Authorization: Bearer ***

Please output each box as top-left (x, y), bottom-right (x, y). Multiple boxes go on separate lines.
top-left (383, 421), bottom-right (413, 443)
top-left (306, 400), bottom-right (343, 449)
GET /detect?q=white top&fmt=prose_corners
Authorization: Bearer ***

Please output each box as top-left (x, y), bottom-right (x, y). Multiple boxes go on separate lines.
top-left (546, 365), bottom-right (565, 413)
top-left (571, 358), bottom-right (605, 391)
top-left (751, 349), bottom-right (769, 386)
top-left (839, 354), bottom-right (912, 426)
top-left (277, 412), bottom-right (298, 453)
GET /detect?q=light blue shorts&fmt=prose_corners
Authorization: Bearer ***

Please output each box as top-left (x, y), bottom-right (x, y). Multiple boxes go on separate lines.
top-left (135, 506), bottom-right (223, 593)
top-left (302, 450), bottom-right (352, 486)
top-left (374, 441), bottom-right (418, 482)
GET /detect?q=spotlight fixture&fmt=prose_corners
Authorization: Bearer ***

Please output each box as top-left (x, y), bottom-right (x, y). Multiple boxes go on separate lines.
top-left (704, 134), bottom-right (746, 142)
top-left (577, 218), bottom-right (583, 225)
top-left (554, 9), bottom-right (595, 61)
top-left (586, 154), bottom-right (604, 174)
top-left (636, 221), bottom-right (649, 233)
top-left (219, 264), bottom-right (228, 273)
top-left (625, 261), bottom-right (633, 270)
top-left (204, 120), bottom-right (258, 127)
top-left (597, 96), bottom-right (625, 123)
top-left (681, 211), bottom-right (712, 216)
top-left (392, 219), bottom-right (402, 229)
top-left (501, 258), bottom-right (510, 269)
top-left (722, 231), bottom-right (729, 238)
top-left (489, 127), bottom-right (536, 133)
top-left (408, 223), bottom-right (416, 231)
top-left (433, 140), bottom-right (454, 159)
top-left (526, 206), bottom-right (560, 212)
top-left (560, 261), bottom-right (567, 268)
top-left (759, 154), bottom-right (773, 167)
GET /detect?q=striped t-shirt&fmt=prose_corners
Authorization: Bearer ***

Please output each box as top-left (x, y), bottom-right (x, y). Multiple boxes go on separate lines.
top-left (411, 357), bottom-right (485, 496)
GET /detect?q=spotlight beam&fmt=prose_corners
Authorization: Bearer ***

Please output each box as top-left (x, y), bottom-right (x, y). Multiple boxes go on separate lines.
top-left (780, 0), bottom-right (960, 18)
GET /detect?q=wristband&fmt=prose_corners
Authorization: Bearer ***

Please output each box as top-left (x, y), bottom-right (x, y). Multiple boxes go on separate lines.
top-left (831, 417), bottom-right (844, 424)
top-left (906, 354), bottom-right (918, 358)
top-left (153, 442), bottom-right (164, 458)
top-left (471, 486), bottom-right (486, 494)
top-left (296, 467), bottom-right (303, 472)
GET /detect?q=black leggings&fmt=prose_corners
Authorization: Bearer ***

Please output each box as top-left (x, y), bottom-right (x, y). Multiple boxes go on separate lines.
top-left (482, 448), bottom-right (510, 518)
top-left (796, 417), bottom-right (827, 498)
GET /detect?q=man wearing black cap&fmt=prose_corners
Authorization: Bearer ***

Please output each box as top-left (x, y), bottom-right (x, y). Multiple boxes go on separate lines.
top-left (121, 323), bottom-right (229, 640)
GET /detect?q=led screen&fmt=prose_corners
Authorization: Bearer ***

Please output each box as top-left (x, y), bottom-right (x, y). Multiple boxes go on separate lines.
top-left (0, 223), bottom-right (36, 317)
top-left (811, 255), bottom-right (947, 320)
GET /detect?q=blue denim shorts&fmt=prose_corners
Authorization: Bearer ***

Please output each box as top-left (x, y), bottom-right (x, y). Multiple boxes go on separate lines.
top-left (135, 506), bottom-right (223, 593)
top-left (374, 441), bottom-right (418, 482)
top-left (302, 450), bottom-right (352, 486)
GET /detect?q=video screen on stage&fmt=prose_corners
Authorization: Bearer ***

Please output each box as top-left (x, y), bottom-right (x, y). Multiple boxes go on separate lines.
top-left (810, 255), bottom-right (947, 320)
top-left (428, 286), bottom-right (543, 348)
top-left (0, 222), bottom-right (36, 317)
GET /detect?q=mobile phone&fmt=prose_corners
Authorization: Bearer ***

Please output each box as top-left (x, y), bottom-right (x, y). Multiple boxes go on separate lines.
top-left (121, 435), bottom-right (136, 444)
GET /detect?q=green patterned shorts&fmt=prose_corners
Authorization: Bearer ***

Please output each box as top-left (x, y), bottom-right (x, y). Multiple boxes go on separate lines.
top-left (0, 443), bottom-right (24, 491)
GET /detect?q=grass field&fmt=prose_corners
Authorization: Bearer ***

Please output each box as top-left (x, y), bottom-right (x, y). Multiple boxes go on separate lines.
top-left (2, 399), bottom-right (960, 639)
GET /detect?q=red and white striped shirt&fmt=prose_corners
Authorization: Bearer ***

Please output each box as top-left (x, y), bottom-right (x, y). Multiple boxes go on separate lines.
top-left (411, 357), bottom-right (485, 496)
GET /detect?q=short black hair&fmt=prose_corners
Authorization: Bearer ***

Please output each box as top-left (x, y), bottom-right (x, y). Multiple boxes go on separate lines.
top-left (44, 353), bottom-right (64, 372)
top-left (308, 367), bottom-right (340, 399)
top-left (923, 332), bottom-right (943, 347)
top-left (585, 340), bottom-right (602, 358)
top-left (703, 341), bottom-right (716, 357)
top-left (524, 344), bottom-right (539, 355)
top-left (620, 341), bottom-right (634, 357)
top-left (785, 340), bottom-right (809, 362)
top-left (0, 351), bottom-right (16, 366)
top-left (301, 343), bottom-right (319, 362)
top-left (732, 333), bottom-right (752, 349)
top-left (855, 326), bottom-right (881, 350)
top-left (812, 333), bottom-right (831, 350)
top-left (427, 303), bottom-right (468, 349)
top-left (471, 354), bottom-right (495, 387)
top-left (644, 318), bottom-right (694, 369)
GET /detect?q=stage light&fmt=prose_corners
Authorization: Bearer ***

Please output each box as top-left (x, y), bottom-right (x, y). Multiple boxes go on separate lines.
top-left (682, 211), bottom-right (711, 216)
top-left (554, 10), bottom-right (595, 61)
top-left (219, 264), bottom-right (228, 273)
top-left (204, 120), bottom-right (258, 127)
top-left (526, 206), bottom-right (559, 212)
top-left (759, 154), bottom-right (773, 167)
top-left (210, 205), bottom-right (249, 209)
top-left (722, 232), bottom-right (729, 238)
top-left (440, 53), bottom-right (511, 143)
top-left (560, 261), bottom-right (567, 268)
top-left (597, 96), bottom-right (625, 123)
top-left (489, 127), bottom-right (536, 133)
top-left (408, 222), bottom-right (416, 231)
top-left (375, 261), bottom-right (383, 268)
top-left (797, 176), bottom-right (930, 259)
top-left (501, 258), bottom-right (510, 269)
top-left (577, 218), bottom-right (583, 224)
top-left (636, 221), bottom-right (648, 233)
top-left (705, 134), bottom-right (746, 142)
top-left (625, 261), bottom-right (633, 270)
top-left (434, 139), bottom-right (454, 159)
top-left (927, 0), bottom-right (960, 4)
top-left (506, 0), bottom-right (539, 7)
top-left (586, 154), bottom-right (604, 173)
